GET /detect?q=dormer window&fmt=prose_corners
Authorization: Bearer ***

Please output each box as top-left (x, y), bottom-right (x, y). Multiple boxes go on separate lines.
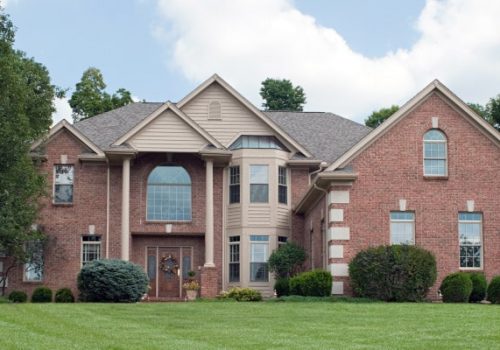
top-left (423, 129), bottom-right (447, 176)
top-left (229, 135), bottom-right (287, 151)
top-left (208, 101), bottom-right (221, 120)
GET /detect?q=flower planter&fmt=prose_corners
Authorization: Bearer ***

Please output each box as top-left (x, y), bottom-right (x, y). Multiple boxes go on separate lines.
top-left (186, 289), bottom-right (198, 301)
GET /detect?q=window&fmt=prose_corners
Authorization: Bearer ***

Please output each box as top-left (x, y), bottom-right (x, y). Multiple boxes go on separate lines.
top-left (278, 166), bottom-right (288, 204)
top-left (250, 165), bottom-right (269, 203)
top-left (229, 236), bottom-right (240, 282)
top-left (82, 236), bottom-right (101, 266)
top-left (250, 235), bottom-right (269, 282)
top-left (459, 213), bottom-right (482, 269)
top-left (423, 129), bottom-right (447, 176)
top-left (229, 166), bottom-right (240, 204)
top-left (147, 165), bottom-right (192, 221)
top-left (390, 212), bottom-right (415, 245)
top-left (229, 135), bottom-right (287, 150)
top-left (278, 236), bottom-right (288, 248)
top-left (24, 241), bottom-right (43, 282)
top-left (54, 164), bottom-right (74, 204)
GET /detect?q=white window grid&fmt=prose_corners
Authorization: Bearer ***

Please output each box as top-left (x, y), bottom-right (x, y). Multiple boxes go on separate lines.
top-left (423, 130), bottom-right (447, 176)
top-left (390, 212), bottom-right (415, 245)
top-left (82, 237), bottom-right (102, 267)
top-left (459, 213), bottom-right (482, 269)
top-left (147, 184), bottom-right (192, 221)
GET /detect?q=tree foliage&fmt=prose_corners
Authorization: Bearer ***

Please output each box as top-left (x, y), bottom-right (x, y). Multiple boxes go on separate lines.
top-left (0, 9), bottom-right (54, 295)
top-left (364, 105), bottom-right (399, 128)
top-left (260, 78), bottom-right (306, 111)
top-left (69, 67), bottom-right (133, 122)
top-left (466, 98), bottom-right (500, 131)
top-left (268, 242), bottom-right (306, 279)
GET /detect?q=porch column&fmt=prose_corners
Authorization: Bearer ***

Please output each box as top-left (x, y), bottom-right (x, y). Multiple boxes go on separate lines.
top-left (121, 157), bottom-right (130, 261)
top-left (204, 158), bottom-right (215, 267)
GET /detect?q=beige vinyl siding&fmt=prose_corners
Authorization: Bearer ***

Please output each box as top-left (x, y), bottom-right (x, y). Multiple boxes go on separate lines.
top-left (227, 205), bottom-right (241, 228)
top-left (181, 82), bottom-right (274, 146)
top-left (129, 110), bottom-right (208, 151)
top-left (247, 206), bottom-right (271, 225)
top-left (276, 206), bottom-right (290, 228)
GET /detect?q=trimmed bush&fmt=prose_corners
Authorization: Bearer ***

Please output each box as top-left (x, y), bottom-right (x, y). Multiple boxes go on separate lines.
top-left (8, 290), bottom-right (28, 303)
top-left (440, 272), bottom-right (472, 303)
top-left (289, 270), bottom-right (332, 297)
top-left (55, 288), bottom-right (75, 303)
top-left (31, 286), bottom-right (53, 303)
top-left (268, 242), bottom-right (306, 279)
top-left (467, 272), bottom-right (487, 303)
top-left (274, 278), bottom-right (290, 297)
top-left (219, 287), bottom-right (262, 301)
top-left (486, 276), bottom-right (500, 304)
top-left (77, 259), bottom-right (148, 302)
top-left (349, 245), bottom-right (437, 302)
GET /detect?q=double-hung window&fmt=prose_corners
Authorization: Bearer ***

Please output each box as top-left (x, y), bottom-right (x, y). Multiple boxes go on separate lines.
top-left (278, 166), bottom-right (288, 204)
top-left (250, 235), bottom-right (269, 282)
top-left (459, 213), bottom-right (482, 269)
top-left (250, 165), bottom-right (269, 203)
top-left (278, 236), bottom-right (288, 249)
top-left (228, 236), bottom-right (240, 282)
top-left (24, 240), bottom-right (44, 282)
top-left (54, 164), bottom-right (74, 204)
top-left (229, 166), bottom-right (240, 204)
top-left (423, 130), bottom-right (447, 176)
top-left (82, 236), bottom-right (101, 266)
top-left (390, 212), bottom-right (415, 245)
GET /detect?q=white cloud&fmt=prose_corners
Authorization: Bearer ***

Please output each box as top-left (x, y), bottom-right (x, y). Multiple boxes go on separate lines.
top-left (52, 97), bottom-right (72, 126)
top-left (154, 0), bottom-right (500, 121)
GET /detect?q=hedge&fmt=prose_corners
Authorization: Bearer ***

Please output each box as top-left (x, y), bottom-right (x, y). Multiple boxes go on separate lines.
top-left (486, 275), bottom-right (500, 304)
top-left (289, 270), bottom-right (332, 297)
top-left (440, 272), bottom-right (472, 303)
top-left (31, 286), bottom-right (53, 303)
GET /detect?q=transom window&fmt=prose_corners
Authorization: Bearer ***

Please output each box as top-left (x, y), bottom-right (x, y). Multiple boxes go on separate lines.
top-left (459, 212), bottom-right (482, 269)
top-left (82, 236), bottom-right (101, 266)
top-left (228, 236), bottom-right (240, 282)
top-left (250, 235), bottom-right (269, 282)
top-left (229, 135), bottom-right (286, 150)
top-left (54, 164), bottom-right (74, 204)
top-left (423, 129), bottom-right (447, 176)
top-left (229, 166), bottom-right (240, 204)
top-left (147, 165), bottom-right (192, 221)
top-left (250, 165), bottom-right (269, 203)
top-left (390, 212), bottom-right (415, 245)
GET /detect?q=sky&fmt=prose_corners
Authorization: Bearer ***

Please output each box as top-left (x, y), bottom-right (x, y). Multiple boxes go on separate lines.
top-left (3, 0), bottom-right (500, 125)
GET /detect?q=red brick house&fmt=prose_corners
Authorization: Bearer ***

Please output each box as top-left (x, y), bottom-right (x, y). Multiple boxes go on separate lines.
top-left (1, 75), bottom-right (499, 300)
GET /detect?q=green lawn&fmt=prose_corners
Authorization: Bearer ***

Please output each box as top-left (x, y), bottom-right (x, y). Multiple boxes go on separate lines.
top-left (0, 301), bottom-right (498, 350)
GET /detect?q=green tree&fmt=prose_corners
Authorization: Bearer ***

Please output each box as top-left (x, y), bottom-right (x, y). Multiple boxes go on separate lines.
top-left (0, 9), bottom-right (53, 295)
top-left (69, 67), bottom-right (133, 122)
top-left (364, 105), bottom-right (399, 128)
top-left (268, 242), bottom-right (306, 279)
top-left (485, 95), bottom-right (500, 130)
top-left (467, 102), bottom-right (487, 119)
top-left (260, 78), bottom-right (306, 111)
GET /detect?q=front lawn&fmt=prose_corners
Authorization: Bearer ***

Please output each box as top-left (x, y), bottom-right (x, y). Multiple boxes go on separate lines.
top-left (0, 301), bottom-right (498, 349)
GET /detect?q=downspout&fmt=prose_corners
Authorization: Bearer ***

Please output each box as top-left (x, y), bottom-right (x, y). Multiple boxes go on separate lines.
top-left (106, 162), bottom-right (110, 258)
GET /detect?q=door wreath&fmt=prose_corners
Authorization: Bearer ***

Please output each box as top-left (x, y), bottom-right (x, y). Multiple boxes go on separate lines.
top-left (160, 254), bottom-right (179, 277)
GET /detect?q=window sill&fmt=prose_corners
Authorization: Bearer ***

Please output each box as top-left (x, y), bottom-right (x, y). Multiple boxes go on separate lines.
top-left (459, 267), bottom-right (483, 271)
top-left (145, 220), bottom-right (193, 224)
top-left (52, 203), bottom-right (74, 207)
top-left (423, 176), bottom-right (448, 181)
top-left (22, 280), bottom-right (43, 284)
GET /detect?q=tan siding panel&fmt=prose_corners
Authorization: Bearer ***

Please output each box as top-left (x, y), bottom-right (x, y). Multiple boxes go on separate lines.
top-left (276, 206), bottom-right (290, 228)
top-left (227, 205), bottom-right (241, 228)
top-left (247, 206), bottom-right (271, 225)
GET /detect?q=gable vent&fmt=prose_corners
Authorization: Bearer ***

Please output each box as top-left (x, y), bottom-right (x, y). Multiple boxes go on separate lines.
top-left (208, 101), bottom-right (222, 120)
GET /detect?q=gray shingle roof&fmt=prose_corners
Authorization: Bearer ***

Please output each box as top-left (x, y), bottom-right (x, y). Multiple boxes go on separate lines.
top-left (265, 111), bottom-right (371, 163)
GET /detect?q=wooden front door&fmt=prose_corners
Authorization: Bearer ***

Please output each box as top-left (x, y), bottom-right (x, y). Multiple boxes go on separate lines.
top-left (147, 246), bottom-right (193, 299)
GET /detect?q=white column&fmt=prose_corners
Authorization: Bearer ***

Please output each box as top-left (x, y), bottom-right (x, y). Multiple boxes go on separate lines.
top-left (204, 159), bottom-right (215, 267)
top-left (121, 157), bottom-right (130, 261)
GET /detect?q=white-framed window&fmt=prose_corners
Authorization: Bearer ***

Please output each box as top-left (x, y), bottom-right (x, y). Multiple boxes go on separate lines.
top-left (229, 136), bottom-right (286, 150)
top-left (423, 129), bottom-right (447, 176)
top-left (250, 235), bottom-right (269, 282)
top-left (278, 166), bottom-right (288, 205)
top-left (54, 164), bottom-right (74, 204)
top-left (390, 212), bottom-right (415, 245)
top-left (24, 240), bottom-right (44, 282)
top-left (229, 166), bottom-right (240, 204)
top-left (228, 236), bottom-right (240, 282)
top-left (82, 236), bottom-right (101, 266)
top-left (278, 236), bottom-right (288, 248)
top-left (459, 212), bottom-right (482, 269)
top-left (250, 165), bottom-right (269, 203)
top-left (146, 165), bottom-right (192, 221)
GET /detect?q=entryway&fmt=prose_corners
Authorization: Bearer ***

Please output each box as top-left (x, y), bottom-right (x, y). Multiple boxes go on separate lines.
top-left (146, 246), bottom-right (193, 299)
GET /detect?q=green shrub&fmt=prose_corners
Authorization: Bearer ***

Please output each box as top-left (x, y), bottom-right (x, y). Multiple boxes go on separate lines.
top-left (8, 290), bottom-right (27, 303)
top-left (268, 242), bottom-right (306, 279)
top-left (349, 245), bottom-right (437, 302)
top-left (218, 287), bottom-right (262, 301)
top-left (467, 272), bottom-right (487, 303)
top-left (289, 270), bottom-right (332, 297)
top-left (440, 272), bottom-right (472, 303)
top-left (31, 286), bottom-right (53, 303)
top-left (55, 288), bottom-right (75, 303)
top-left (77, 259), bottom-right (148, 302)
top-left (274, 278), bottom-right (290, 297)
top-left (486, 276), bottom-right (500, 304)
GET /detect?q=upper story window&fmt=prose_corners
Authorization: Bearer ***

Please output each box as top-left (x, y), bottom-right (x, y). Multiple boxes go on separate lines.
top-left (423, 129), bottom-right (447, 176)
top-left (278, 166), bottom-right (288, 204)
top-left (249, 165), bottom-right (268, 203)
top-left (229, 166), bottom-right (240, 204)
top-left (147, 165), bottom-right (192, 222)
top-left (459, 212), bottom-right (482, 269)
top-left (229, 135), bottom-right (287, 151)
top-left (54, 164), bottom-right (74, 204)
top-left (390, 212), bottom-right (415, 245)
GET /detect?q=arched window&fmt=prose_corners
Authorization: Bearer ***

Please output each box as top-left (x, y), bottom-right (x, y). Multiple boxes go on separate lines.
top-left (423, 129), bottom-right (447, 176)
top-left (147, 165), bottom-right (192, 221)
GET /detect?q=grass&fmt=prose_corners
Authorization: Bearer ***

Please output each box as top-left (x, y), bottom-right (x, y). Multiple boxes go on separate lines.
top-left (0, 301), bottom-right (498, 349)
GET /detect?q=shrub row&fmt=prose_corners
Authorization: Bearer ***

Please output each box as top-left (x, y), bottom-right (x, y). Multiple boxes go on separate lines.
top-left (8, 287), bottom-right (75, 303)
top-left (218, 287), bottom-right (262, 301)
top-left (274, 270), bottom-right (332, 297)
top-left (440, 272), bottom-right (500, 304)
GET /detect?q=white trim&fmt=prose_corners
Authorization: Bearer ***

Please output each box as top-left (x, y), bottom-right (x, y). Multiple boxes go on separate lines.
top-left (423, 130), bottom-right (448, 177)
top-left (330, 263), bottom-right (349, 277)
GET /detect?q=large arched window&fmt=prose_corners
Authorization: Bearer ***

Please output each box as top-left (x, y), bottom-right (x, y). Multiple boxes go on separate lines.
top-left (423, 129), bottom-right (447, 176)
top-left (147, 165), bottom-right (192, 221)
